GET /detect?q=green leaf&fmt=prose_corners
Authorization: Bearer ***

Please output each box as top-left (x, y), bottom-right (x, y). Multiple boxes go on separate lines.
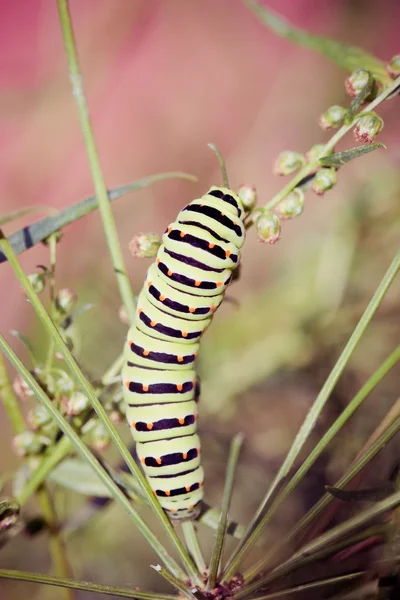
top-left (49, 459), bottom-right (113, 497)
top-left (0, 206), bottom-right (59, 226)
top-left (319, 142), bottom-right (386, 168)
top-left (326, 482), bottom-right (395, 503)
top-left (243, 0), bottom-right (391, 85)
top-left (0, 172), bottom-right (196, 265)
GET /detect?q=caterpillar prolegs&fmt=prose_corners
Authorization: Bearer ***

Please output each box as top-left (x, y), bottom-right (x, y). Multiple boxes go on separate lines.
top-left (122, 186), bottom-right (245, 519)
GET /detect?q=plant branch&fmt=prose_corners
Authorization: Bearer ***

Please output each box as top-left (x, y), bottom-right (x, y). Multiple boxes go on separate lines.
top-left (56, 0), bottom-right (136, 323)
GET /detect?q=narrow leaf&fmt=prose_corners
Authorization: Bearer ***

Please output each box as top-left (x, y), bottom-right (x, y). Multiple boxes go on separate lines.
top-left (243, 0), bottom-right (390, 84)
top-left (319, 142), bottom-right (386, 168)
top-left (0, 173), bottom-right (196, 264)
top-left (0, 206), bottom-right (58, 226)
top-left (49, 459), bottom-right (115, 497)
top-left (326, 482), bottom-right (395, 503)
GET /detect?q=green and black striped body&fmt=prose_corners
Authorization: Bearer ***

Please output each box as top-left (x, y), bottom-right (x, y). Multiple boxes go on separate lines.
top-left (122, 186), bottom-right (245, 519)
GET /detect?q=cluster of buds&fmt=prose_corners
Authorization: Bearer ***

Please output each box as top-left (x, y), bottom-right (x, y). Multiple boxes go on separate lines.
top-left (273, 151), bottom-right (306, 176)
top-left (12, 430), bottom-right (50, 457)
top-left (129, 232), bottom-right (161, 259)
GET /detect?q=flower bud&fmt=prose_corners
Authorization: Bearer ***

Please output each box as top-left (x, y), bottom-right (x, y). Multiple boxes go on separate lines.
top-left (64, 391), bottom-right (90, 416)
top-left (276, 188), bottom-right (305, 219)
top-left (353, 113), bottom-right (384, 144)
top-left (253, 209), bottom-right (281, 245)
top-left (27, 406), bottom-right (52, 430)
top-left (345, 68), bottom-right (374, 98)
top-left (54, 371), bottom-right (74, 395)
top-left (312, 168), bottom-right (337, 196)
top-left (89, 421), bottom-right (111, 451)
top-left (108, 410), bottom-right (123, 424)
top-left (27, 272), bottom-right (46, 294)
top-left (318, 105), bottom-right (347, 130)
top-left (306, 144), bottom-right (327, 163)
top-left (273, 151), bottom-right (306, 176)
top-left (237, 185), bottom-right (257, 211)
top-left (12, 375), bottom-right (34, 401)
top-left (0, 498), bottom-right (20, 532)
top-left (386, 54), bottom-right (400, 78)
top-left (12, 431), bottom-right (44, 457)
top-left (55, 288), bottom-right (77, 315)
top-left (129, 232), bottom-right (161, 259)
top-left (118, 304), bottom-right (130, 325)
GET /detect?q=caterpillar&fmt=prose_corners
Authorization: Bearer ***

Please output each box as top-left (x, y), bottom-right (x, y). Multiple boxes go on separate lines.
top-left (122, 186), bottom-right (245, 520)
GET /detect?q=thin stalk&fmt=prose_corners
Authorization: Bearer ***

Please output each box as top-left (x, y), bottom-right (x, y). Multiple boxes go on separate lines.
top-left (0, 353), bottom-right (26, 434)
top-left (56, 0), bottom-right (136, 323)
top-left (37, 485), bottom-right (74, 600)
top-left (151, 565), bottom-right (196, 598)
top-left (240, 490), bottom-right (400, 596)
top-left (45, 233), bottom-right (58, 374)
top-left (239, 571), bottom-right (364, 600)
top-left (181, 522), bottom-right (207, 579)
top-left (18, 436), bottom-right (72, 505)
top-left (0, 232), bottom-right (201, 585)
top-left (0, 335), bottom-right (186, 581)
top-left (244, 403), bottom-right (400, 584)
top-left (260, 74), bottom-right (400, 212)
top-left (0, 569), bottom-right (176, 600)
top-left (207, 144), bottom-right (230, 188)
top-left (241, 345), bottom-right (400, 582)
top-left (208, 434), bottom-right (243, 590)
top-left (223, 250), bottom-right (400, 580)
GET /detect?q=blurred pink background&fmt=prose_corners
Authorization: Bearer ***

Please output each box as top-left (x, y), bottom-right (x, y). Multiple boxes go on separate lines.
top-left (0, 1), bottom-right (399, 597)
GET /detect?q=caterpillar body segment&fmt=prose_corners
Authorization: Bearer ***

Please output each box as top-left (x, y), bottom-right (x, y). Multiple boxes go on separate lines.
top-left (122, 186), bottom-right (245, 520)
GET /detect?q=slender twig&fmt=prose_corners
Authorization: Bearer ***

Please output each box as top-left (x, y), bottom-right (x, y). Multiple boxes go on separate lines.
top-left (208, 434), bottom-right (243, 590)
top-left (151, 565), bottom-right (196, 598)
top-left (238, 571), bottom-right (364, 600)
top-left (0, 335), bottom-right (186, 581)
top-left (248, 74), bottom-right (400, 215)
top-left (0, 231), bottom-right (201, 585)
top-left (207, 144), bottom-right (230, 188)
top-left (101, 353), bottom-right (125, 386)
top-left (56, 0), bottom-right (136, 323)
top-left (44, 233), bottom-right (58, 374)
top-left (181, 522), bottom-right (207, 579)
top-left (222, 249), bottom-right (400, 580)
top-left (0, 353), bottom-right (26, 434)
top-left (242, 344), bottom-right (400, 581)
top-left (37, 486), bottom-right (74, 600)
top-left (0, 569), bottom-right (175, 599)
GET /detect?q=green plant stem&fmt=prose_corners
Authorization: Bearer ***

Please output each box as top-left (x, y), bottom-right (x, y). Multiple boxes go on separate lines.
top-left (56, 0), bottom-right (136, 324)
top-left (101, 353), bottom-right (125, 386)
top-left (151, 565), bottom-right (196, 598)
top-left (37, 486), bottom-right (74, 600)
top-left (239, 571), bottom-right (364, 600)
top-left (0, 354), bottom-right (26, 434)
top-left (208, 434), bottom-right (243, 590)
top-left (17, 436), bottom-right (72, 505)
top-left (239, 490), bottom-right (400, 597)
top-left (0, 232), bottom-right (200, 585)
top-left (258, 74), bottom-right (400, 212)
top-left (45, 234), bottom-right (58, 374)
top-left (207, 144), bottom-right (229, 188)
top-left (223, 249), bottom-right (400, 581)
top-left (0, 335), bottom-right (186, 581)
top-left (241, 344), bottom-right (400, 582)
top-left (0, 569), bottom-right (175, 600)
top-left (181, 522), bottom-right (207, 579)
